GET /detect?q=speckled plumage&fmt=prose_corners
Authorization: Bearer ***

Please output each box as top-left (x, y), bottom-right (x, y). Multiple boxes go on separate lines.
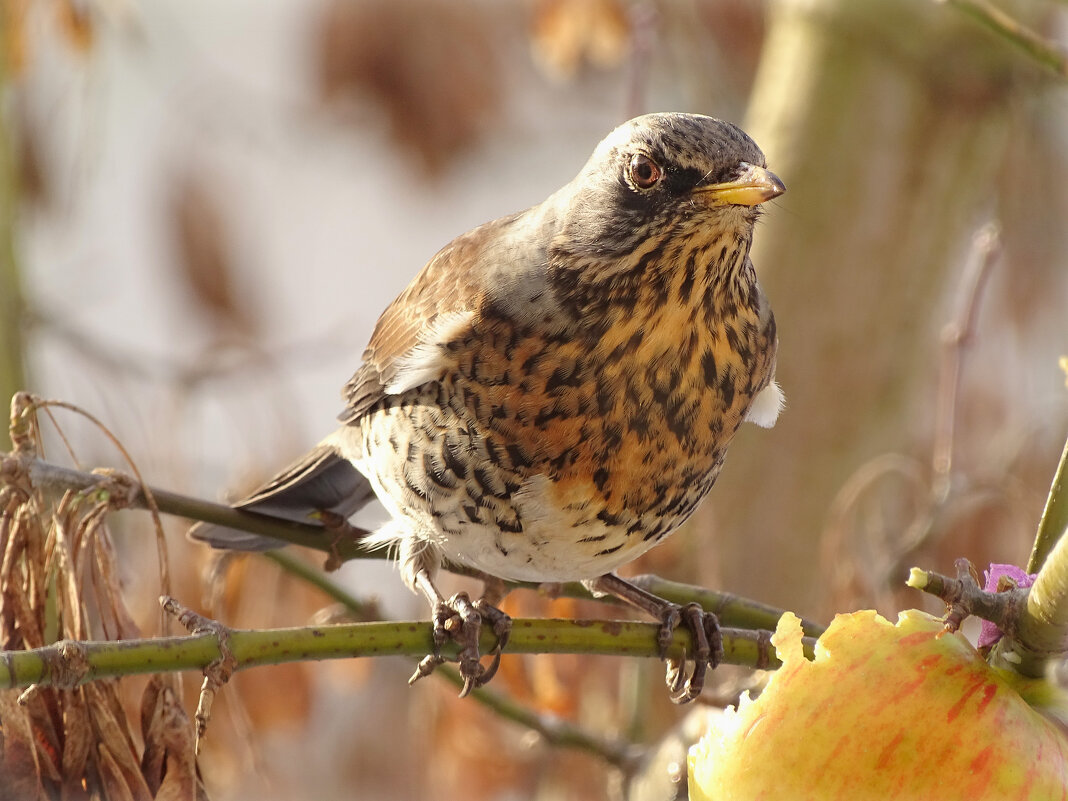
top-left (192, 112), bottom-right (784, 701)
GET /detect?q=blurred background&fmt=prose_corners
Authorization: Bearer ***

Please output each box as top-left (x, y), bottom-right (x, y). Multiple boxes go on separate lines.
top-left (2, 0), bottom-right (1067, 798)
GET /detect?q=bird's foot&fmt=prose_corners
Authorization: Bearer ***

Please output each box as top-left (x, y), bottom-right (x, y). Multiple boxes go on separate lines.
top-left (586, 573), bottom-right (723, 704)
top-left (657, 602), bottom-right (723, 704)
top-left (408, 591), bottom-right (512, 696)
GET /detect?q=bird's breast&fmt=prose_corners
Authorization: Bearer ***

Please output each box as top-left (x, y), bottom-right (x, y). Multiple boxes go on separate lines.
top-left (355, 269), bottom-right (775, 580)
top-left (461, 283), bottom-right (775, 524)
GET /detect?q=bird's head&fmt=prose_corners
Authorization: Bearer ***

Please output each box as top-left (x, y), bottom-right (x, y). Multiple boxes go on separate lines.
top-left (552, 113), bottom-right (784, 264)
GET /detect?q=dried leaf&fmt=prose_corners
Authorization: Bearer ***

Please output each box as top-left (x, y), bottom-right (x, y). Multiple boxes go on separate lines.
top-left (53, 495), bottom-right (88, 642)
top-left (0, 690), bottom-right (46, 801)
top-left (141, 676), bottom-right (198, 801)
top-left (530, 0), bottom-right (630, 81)
top-left (95, 742), bottom-right (139, 801)
top-left (90, 524), bottom-right (142, 641)
top-left (2, 510), bottom-right (46, 650)
top-left (316, 0), bottom-right (501, 176)
top-left (15, 101), bottom-right (49, 208)
top-left (99, 681), bottom-right (145, 768)
top-left (60, 689), bottom-right (93, 800)
top-left (85, 682), bottom-right (153, 801)
top-left (167, 169), bottom-right (254, 337)
top-left (2, 0), bottom-right (31, 74)
top-left (55, 0), bottom-right (94, 53)
top-left (8, 686), bottom-right (63, 787)
top-left (1, 411), bottom-right (189, 797)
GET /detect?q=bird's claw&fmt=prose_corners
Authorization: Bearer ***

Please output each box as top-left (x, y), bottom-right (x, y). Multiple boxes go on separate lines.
top-left (407, 591), bottom-right (512, 696)
top-left (658, 602), bottom-right (722, 704)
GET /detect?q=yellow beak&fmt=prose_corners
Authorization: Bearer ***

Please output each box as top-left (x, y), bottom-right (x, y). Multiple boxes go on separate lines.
top-left (694, 163), bottom-right (785, 207)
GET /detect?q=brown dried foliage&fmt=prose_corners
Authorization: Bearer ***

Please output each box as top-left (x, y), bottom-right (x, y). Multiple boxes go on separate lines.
top-left (529, 0), bottom-right (631, 81)
top-left (166, 168), bottom-right (256, 340)
top-left (315, 0), bottom-right (502, 177)
top-left (3, 0), bottom-right (95, 74)
top-left (0, 412), bottom-right (205, 800)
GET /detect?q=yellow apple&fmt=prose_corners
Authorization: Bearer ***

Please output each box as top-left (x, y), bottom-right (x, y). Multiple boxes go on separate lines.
top-left (689, 610), bottom-right (1068, 800)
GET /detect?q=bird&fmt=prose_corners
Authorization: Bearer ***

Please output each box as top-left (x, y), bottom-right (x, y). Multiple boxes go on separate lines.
top-left (190, 112), bottom-right (785, 703)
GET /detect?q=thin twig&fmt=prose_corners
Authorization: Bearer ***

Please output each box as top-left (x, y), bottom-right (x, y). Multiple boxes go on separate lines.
top-left (161, 596), bottom-right (237, 753)
top-left (626, 574), bottom-right (825, 638)
top-left (0, 81), bottom-right (25, 455)
top-left (824, 223), bottom-right (1002, 608)
top-left (436, 664), bottom-right (642, 770)
top-left (942, 0), bottom-right (1068, 78)
top-left (910, 541), bottom-right (1068, 678)
top-left (931, 223), bottom-right (999, 498)
top-left (907, 558), bottom-right (1021, 634)
top-left (263, 549), bottom-right (379, 618)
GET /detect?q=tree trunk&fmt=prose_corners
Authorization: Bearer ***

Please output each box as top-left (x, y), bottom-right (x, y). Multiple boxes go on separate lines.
top-left (705, 0), bottom-right (1026, 616)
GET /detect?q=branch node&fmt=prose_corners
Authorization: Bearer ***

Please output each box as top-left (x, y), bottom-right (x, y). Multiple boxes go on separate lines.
top-left (755, 628), bottom-right (774, 670)
top-left (908, 559), bottom-right (1028, 647)
top-left (88, 468), bottom-right (141, 509)
top-left (39, 639), bottom-right (92, 691)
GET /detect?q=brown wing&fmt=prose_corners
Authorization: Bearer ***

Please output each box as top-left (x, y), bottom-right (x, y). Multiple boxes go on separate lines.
top-left (338, 214), bottom-right (522, 423)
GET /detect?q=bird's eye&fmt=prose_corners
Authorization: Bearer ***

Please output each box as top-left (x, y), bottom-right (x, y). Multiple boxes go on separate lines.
top-left (628, 154), bottom-right (662, 189)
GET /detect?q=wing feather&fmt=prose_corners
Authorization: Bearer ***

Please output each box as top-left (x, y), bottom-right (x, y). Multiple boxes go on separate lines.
top-left (338, 218), bottom-right (511, 422)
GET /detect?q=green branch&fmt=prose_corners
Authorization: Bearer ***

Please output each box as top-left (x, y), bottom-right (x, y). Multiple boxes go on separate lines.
top-left (994, 431), bottom-right (1068, 676)
top-left (1026, 433), bottom-right (1068, 574)
top-left (0, 618), bottom-right (804, 692)
top-left (1006, 530), bottom-right (1068, 676)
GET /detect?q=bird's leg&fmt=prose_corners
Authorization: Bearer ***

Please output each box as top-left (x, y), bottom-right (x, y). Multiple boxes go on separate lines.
top-left (408, 569), bottom-right (510, 696)
top-left (585, 573), bottom-right (722, 704)
top-left (471, 574), bottom-right (512, 684)
top-left (477, 573), bottom-right (510, 607)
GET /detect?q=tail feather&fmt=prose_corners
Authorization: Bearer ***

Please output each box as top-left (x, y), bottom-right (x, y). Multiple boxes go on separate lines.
top-left (188, 443), bottom-right (377, 551)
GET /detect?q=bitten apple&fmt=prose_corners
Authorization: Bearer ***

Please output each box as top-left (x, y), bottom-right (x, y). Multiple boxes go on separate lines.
top-left (689, 610), bottom-right (1068, 800)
